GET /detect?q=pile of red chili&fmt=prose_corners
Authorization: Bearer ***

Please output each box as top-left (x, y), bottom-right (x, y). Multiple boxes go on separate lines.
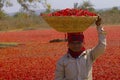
top-left (41, 8), bottom-right (97, 16)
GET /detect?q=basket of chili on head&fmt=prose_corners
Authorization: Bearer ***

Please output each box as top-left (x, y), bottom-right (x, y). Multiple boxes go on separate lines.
top-left (41, 8), bottom-right (98, 33)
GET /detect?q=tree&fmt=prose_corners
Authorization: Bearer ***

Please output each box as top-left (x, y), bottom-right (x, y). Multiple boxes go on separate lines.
top-left (110, 7), bottom-right (119, 13)
top-left (74, 3), bottom-right (78, 9)
top-left (41, 0), bottom-right (51, 13)
top-left (17, 0), bottom-right (51, 14)
top-left (0, 0), bottom-right (12, 11)
top-left (0, 0), bottom-right (12, 19)
top-left (74, 1), bottom-right (95, 12)
top-left (0, 0), bottom-right (51, 16)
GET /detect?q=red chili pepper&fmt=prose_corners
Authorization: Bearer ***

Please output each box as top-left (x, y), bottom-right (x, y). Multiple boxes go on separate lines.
top-left (42, 8), bottom-right (97, 16)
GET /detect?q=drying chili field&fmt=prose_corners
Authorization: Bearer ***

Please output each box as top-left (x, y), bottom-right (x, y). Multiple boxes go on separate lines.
top-left (0, 26), bottom-right (120, 80)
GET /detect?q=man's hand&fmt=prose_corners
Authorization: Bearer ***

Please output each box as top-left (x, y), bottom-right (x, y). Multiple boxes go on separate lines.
top-left (95, 16), bottom-right (102, 26)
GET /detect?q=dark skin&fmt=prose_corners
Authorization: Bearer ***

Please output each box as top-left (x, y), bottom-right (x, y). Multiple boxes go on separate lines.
top-left (68, 16), bottom-right (102, 52)
top-left (68, 41), bottom-right (84, 52)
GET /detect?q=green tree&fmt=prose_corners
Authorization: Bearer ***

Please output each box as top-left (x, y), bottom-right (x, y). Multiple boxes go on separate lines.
top-left (0, 0), bottom-right (51, 16)
top-left (110, 7), bottom-right (119, 13)
top-left (0, 10), bottom-right (6, 19)
top-left (74, 1), bottom-right (95, 12)
top-left (17, 0), bottom-right (51, 14)
top-left (13, 12), bottom-right (29, 18)
top-left (0, 0), bottom-right (12, 19)
top-left (0, 0), bottom-right (12, 11)
top-left (42, 0), bottom-right (51, 13)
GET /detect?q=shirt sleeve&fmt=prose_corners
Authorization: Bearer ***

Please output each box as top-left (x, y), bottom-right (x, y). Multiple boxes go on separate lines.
top-left (55, 59), bottom-right (66, 80)
top-left (90, 26), bottom-right (107, 62)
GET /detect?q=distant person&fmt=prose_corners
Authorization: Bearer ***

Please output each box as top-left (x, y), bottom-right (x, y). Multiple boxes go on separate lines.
top-left (55, 16), bottom-right (106, 80)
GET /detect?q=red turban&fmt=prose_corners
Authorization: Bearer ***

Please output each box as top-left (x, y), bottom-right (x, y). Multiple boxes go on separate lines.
top-left (67, 32), bottom-right (84, 43)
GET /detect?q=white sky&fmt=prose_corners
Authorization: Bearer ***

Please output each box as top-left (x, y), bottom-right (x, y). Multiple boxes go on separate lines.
top-left (3, 0), bottom-right (120, 13)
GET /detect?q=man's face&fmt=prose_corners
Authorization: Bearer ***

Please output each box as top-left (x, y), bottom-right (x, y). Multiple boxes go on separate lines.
top-left (68, 41), bottom-right (84, 52)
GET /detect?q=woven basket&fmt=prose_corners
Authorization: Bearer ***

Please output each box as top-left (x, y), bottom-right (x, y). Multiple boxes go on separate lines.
top-left (42, 16), bottom-right (98, 32)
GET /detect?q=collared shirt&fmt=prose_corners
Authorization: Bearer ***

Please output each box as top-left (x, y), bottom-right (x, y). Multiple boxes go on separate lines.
top-left (55, 26), bottom-right (107, 80)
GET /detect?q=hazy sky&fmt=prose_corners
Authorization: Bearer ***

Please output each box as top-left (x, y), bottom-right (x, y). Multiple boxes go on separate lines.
top-left (3, 0), bottom-right (120, 13)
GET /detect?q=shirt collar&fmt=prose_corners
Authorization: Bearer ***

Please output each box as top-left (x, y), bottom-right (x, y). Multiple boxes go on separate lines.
top-left (67, 50), bottom-right (87, 59)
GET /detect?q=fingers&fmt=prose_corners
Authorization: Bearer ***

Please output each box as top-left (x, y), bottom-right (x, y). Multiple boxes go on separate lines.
top-left (97, 15), bottom-right (102, 21)
top-left (95, 14), bottom-right (102, 26)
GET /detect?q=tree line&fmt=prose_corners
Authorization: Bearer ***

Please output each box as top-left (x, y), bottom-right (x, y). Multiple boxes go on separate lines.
top-left (0, 0), bottom-right (120, 25)
top-left (0, 0), bottom-right (50, 18)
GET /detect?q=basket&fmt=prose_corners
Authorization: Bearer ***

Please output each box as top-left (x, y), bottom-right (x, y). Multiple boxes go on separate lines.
top-left (42, 16), bottom-right (98, 32)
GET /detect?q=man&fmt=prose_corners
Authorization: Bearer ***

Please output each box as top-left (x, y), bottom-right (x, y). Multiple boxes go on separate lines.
top-left (55, 16), bottom-right (106, 80)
